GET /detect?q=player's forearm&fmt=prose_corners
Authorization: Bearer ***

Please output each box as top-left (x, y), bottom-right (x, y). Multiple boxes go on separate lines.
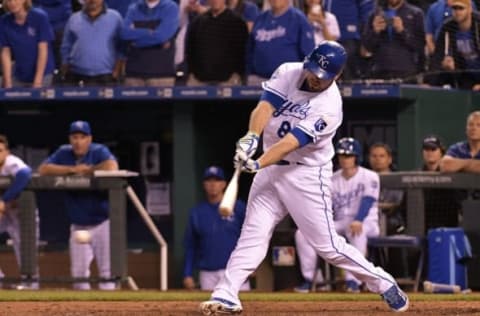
top-left (257, 133), bottom-right (299, 168)
top-left (1, 47), bottom-right (13, 88)
top-left (93, 159), bottom-right (119, 171)
top-left (439, 156), bottom-right (468, 172)
top-left (248, 101), bottom-right (275, 135)
top-left (38, 163), bottom-right (75, 175)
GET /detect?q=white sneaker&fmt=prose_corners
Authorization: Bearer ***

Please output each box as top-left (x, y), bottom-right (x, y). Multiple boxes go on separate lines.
top-left (199, 297), bottom-right (243, 315)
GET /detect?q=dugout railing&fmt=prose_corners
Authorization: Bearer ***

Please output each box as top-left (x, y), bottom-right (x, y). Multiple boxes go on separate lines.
top-left (0, 171), bottom-right (169, 291)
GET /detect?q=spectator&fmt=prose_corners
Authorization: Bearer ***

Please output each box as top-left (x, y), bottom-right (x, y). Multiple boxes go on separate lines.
top-left (362, 0), bottom-right (425, 82)
top-left (0, 0), bottom-right (55, 88)
top-left (246, 0), bottom-right (314, 85)
top-left (440, 111), bottom-right (480, 172)
top-left (185, 0), bottom-right (248, 86)
top-left (0, 134), bottom-right (39, 290)
top-left (323, 0), bottom-right (375, 80)
top-left (302, 0), bottom-right (340, 45)
top-left (294, 138), bottom-right (380, 293)
top-left (33, 0), bottom-right (72, 69)
top-left (105, 0), bottom-right (133, 17)
top-left (430, 0), bottom-right (480, 90)
top-left (38, 120), bottom-right (119, 290)
top-left (421, 135), bottom-right (461, 231)
top-left (120, 0), bottom-right (179, 87)
top-left (227, 0), bottom-right (259, 32)
top-left (424, 0), bottom-right (477, 56)
top-left (61, 0), bottom-right (124, 86)
top-left (183, 166), bottom-right (250, 291)
top-left (368, 142), bottom-right (405, 235)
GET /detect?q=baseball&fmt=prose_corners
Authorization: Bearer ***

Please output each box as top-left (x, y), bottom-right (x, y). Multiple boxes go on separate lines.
top-left (74, 230), bottom-right (91, 244)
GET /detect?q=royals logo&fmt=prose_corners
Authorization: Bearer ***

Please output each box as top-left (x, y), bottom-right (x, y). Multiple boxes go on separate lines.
top-left (317, 54), bottom-right (329, 69)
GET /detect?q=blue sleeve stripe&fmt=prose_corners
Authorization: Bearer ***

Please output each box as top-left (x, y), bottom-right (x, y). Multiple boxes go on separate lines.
top-left (354, 196), bottom-right (376, 222)
top-left (290, 127), bottom-right (313, 147)
top-left (2, 167), bottom-right (32, 202)
top-left (260, 90), bottom-right (286, 110)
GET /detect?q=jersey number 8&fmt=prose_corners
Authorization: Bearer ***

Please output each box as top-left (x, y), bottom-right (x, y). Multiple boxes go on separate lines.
top-left (277, 121), bottom-right (291, 138)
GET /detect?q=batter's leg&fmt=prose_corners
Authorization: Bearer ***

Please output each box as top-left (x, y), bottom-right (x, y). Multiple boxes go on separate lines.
top-left (278, 165), bottom-right (396, 294)
top-left (211, 168), bottom-right (288, 306)
top-left (295, 229), bottom-right (324, 284)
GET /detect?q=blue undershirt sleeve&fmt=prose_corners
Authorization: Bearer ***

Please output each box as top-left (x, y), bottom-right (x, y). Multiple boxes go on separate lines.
top-left (290, 127), bottom-right (313, 147)
top-left (354, 196), bottom-right (376, 222)
top-left (2, 167), bottom-right (32, 202)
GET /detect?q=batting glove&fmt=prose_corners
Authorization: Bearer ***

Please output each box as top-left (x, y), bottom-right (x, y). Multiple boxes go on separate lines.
top-left (236, 131), bottom-right (259, 159)
top-left (234, 151), bottom-right (260, 173)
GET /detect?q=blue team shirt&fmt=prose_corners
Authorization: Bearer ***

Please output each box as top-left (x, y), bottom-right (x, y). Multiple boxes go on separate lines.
top-left (241, 1), bottom-right (260, 23)
top-left (45, 143), bottom-right (117, 225)
top-left (33, 0), bottom-right (72, 31)
top-left (106, 0), bottom-right (133, 17)
top-left (0, 8), bottom-right (55, 83)
top-left (183, 200), bottom-right (246, 276)
top-left (324, 0), bottom-right (374, 41)
top-left (446, 141), bottom-right (480, 159)
top-left (246, 7), bottom-right (314, 78)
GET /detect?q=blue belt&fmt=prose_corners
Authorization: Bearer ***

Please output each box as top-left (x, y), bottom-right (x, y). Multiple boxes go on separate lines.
top-left (276, 160), bottom-right (304, 165)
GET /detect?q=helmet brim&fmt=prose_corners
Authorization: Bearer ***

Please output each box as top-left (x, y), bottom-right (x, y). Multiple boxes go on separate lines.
top-left (303, 61), bottom-right (336, 80)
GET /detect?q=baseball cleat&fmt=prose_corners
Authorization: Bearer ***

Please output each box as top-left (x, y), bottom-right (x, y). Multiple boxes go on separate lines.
top-left (294, 281), bottom-right (312, 293)
top-left (381, 285), bottom-right (409, 312)
top-left (345, 280), bottom-right (361, 293)
top-left (199, 297), bottom-right (243, 315)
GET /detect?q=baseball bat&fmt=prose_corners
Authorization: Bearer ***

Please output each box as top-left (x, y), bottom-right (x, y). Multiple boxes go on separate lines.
top-left (445, 31), bottom-right (450, 56)
top-left (423, 281), bottom-right (461, 294)
top-left (219, 165), bottom-right (241, 217)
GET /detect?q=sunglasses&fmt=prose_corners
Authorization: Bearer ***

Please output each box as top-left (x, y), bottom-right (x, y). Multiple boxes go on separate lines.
top-left (451, 5), bottom-right (466, 10)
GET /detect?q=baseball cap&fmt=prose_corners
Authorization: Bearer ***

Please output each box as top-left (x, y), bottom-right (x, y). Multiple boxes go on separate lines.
top-left (422, 135), bottom-right (443, 150)
top-left (203, 166), bottom-right (225, 181)
top-left (451, 0), bottom-right (469, 8)
top-left (69, 120), bottom-right (91, 135)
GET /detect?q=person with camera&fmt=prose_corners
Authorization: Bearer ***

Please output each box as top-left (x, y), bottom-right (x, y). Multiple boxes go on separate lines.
top-left (302, 0), bottom-right (340, 45)
top-left (362, 0), bottom-right (425, 81)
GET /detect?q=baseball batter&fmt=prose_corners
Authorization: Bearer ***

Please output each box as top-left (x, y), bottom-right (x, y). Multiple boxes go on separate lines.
top-left (38, 120), bottom-right (118, 290)
top-left (200, 41), bottom-right (409, 315)
top-left (295, 137), bottom-right (380, 293)
top-left (0, 134), bottom-right (39, 289)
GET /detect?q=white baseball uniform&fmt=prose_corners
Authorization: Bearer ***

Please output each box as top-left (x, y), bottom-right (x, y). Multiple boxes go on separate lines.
top-left (0, 154), bottom-right (39, 287)
top-left (211, 63), bottom-right (397, 306)
top-left (296, 166), bottom-right (380, 286)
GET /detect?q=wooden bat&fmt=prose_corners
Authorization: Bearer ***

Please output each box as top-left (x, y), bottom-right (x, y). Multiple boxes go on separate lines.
top-left (445, 31), bottom-right (450, 56)
top-left (423, 281), bottom-right (460, 294)
top-left (219, 165), bottom-right (241, 217)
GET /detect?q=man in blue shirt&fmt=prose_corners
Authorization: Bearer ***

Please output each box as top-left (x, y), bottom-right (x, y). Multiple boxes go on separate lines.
top-left (38, 121), bottom-right (119, 290)
top-left (61, 0), bottom-right (124, 86)
top-left (246, 0), bottom-right (314, 85)
top-left (183, 166), bottom-right (249, 291)
top-left (441, 111), bottom-right (480, 173)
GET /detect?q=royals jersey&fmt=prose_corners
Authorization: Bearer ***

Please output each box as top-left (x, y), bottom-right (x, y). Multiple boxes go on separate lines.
top-left (0, 155), bottom-right (28, 177)
top-left (331, 166), bottom-right (379, 221)
top-left (261, 62), bottom-right (343, 166)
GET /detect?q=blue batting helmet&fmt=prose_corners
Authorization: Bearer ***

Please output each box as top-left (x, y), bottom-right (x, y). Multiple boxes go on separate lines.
top-left (336, 137), bottom-right (362, 165)
top-left (303, 41), bottom-right (347, 80)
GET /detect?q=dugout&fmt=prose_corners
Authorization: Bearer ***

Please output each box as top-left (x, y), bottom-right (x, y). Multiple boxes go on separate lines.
top-left (0, 85), bottom-right (478, 289)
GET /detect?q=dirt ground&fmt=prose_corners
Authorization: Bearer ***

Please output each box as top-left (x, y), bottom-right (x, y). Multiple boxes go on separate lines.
top-left (0, 301), bottom-right (479, 316)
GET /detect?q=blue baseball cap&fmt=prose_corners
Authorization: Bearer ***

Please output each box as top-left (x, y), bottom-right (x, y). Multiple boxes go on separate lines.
top-left (69, 120), bottom-right (91, 135)
top-left (203, 166), bottom-right (225, 180)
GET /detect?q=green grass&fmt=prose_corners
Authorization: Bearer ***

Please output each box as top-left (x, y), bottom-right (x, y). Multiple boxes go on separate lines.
top-left (0, 290), bottom-right (479, 302)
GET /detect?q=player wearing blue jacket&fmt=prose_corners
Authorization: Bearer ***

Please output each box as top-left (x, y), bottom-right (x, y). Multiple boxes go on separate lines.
top-left (246, 0), bottom-right (314, 84)
top-left (120, 0), bottom-right (179, 86)
top-left (183, 166), bottom-right (250, 291)
top-left (38, 121), bottom-right (119, 290)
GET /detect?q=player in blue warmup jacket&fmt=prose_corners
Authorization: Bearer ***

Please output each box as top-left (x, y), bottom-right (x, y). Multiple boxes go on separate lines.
top-left (38, 121), bottom-right (119, 290)
top-left (183, 166), bottom-right (250, 291)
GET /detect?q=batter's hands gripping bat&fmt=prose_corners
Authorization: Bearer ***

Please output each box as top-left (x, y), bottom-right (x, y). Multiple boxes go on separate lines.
top-left (219, 165), bottom-right (241, 217)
